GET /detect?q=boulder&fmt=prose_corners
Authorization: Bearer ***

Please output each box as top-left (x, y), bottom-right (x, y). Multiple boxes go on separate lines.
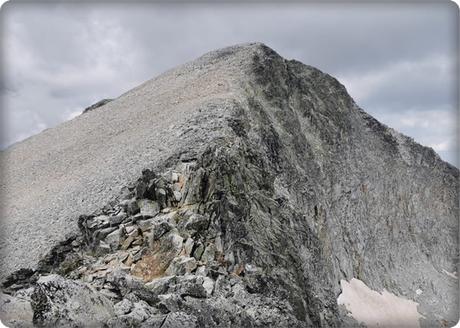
top-left (138, 199), bottom-right (160, 217)
top-left (30, 274), bottom-right (114, 327)
top-left (182, 213), bottom-right (209, 235)
top-left (161, 311), bottom-right (198, 328)
top-left (165, 256), bottom-right (197, 276)
top-left (0, 291), bottom-right (34, 328)
top-left (120, 199), bottom-right (140, 216)
top-left (149, 220), bottom-right (174, 243)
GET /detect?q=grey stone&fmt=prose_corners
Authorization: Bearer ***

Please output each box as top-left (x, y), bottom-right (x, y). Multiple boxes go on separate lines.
top-left (148, 275), bottom-right (208, 300)
top-left (183, 213), bottom-right (209, 234)
top-left (125, 225), bottom-right (140, 238)
top-left (105, 228), bottom-right (121, 250)
top-left (138, 218), bottom-right (156, 232)
top-left (0, 292), bottom-right (34, 328)
top-left (202, 277), bottom-right (214, 296)
top-left (99, 288), bottom-right (120, 300)
top-left (132, 248), bottom-right (144, 262)
top-left (145, 276), bottom-right (177, 295)
top-left (161, 311), bottom-right (198, 328)
top-left (132, 213), bottom-right (155, 223)
top-left (140, 314), bottom-right (168, 328)
top-left (244, 263), bottom-right (260, 274)
top-left (155, 188), bottom-right (168, 208)
top-left (184, 238), bottom-right (194, 256)
top-left (120, 235), bottom-right (135, 250)
top-left (120, 199), bottom-right (140, 216)
top-left (165, 256), bottom-right (197, 276)
top-left (105, 270), bottom-right (160, 305)
top-left (88, 215), bottom-right (110, 230)
top-left (174, 275), bottom-right (208, 299)
top-left (157, 293), bottom-right (183, 313)
top-left (105, 316), bottom-right (139, 328)
top-left (195, 265), bottom-right (208, 277)
top-left (173, 190), bottom-right (182, 202)
top-left (114, 298), bottom-right (133, 315)
top-left (110, 213), bottom-right (127, 226)
top-left (127, 300), bottom-right (154, 322)
top-left (94, 226), bottom-right (117, 241)
top-left (150, 220), bottom-right (174, 242)
top-left (192, 243), bottom-right (205, 261)
top-left (171, 172), bottom-right (179, 183)
top-left (201, 244), bottom-right (216, 264)
top-left (138, 199), bottom-right (160, 217)
top-left (30, 274), bottom-right (114, 327)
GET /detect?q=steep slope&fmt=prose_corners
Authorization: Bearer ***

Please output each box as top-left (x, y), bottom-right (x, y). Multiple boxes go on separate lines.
top-left (1, 43), bottom-right (458, 328)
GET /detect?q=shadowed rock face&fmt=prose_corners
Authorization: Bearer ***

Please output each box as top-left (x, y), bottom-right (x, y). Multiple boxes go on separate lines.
top-left (0, 43), bottom-right (458, 327)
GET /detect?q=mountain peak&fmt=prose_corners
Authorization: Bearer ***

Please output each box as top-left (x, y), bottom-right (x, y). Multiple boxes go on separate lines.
top-left (192, 42), bottom-right (279, 64)
top-left (1, 44), bottom-right (457, 328)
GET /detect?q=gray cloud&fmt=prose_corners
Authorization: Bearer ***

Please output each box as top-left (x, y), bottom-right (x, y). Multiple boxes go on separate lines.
top-left (338, 55), bottom-right (455, 110)
top-left (1, 2), bottom-right (457, 165)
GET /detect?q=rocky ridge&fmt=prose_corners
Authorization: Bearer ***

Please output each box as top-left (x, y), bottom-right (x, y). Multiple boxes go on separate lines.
top-left (2, 163), bottom-right (309, 327)
top-left (1, 43), bottom-right (458, 327)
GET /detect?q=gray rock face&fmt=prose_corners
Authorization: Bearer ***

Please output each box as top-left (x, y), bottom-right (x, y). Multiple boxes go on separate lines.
top-left (0, 43), bottom-right (458, 327)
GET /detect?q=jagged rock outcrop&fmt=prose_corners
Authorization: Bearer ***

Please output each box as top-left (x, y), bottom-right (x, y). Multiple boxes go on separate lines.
top-left (0, 43), bottom-right (458, 327)
top-left (82, 98), bottom-right (113, 114)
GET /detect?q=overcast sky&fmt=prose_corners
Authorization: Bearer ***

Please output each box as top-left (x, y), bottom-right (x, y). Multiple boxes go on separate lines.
top-left (1, 2), bottom-right (458, 166)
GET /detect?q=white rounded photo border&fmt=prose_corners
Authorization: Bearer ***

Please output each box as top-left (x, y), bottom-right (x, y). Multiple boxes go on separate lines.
top-left (0, 1), bottom-right (457, 328)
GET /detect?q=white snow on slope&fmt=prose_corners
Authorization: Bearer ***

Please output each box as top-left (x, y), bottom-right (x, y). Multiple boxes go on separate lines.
top-left (337, 278), bottom-right (424, 328)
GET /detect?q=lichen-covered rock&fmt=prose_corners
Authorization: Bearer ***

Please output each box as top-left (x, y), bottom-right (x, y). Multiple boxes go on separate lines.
top-left (30, 274), bottom-right (114, 327)
top-left (180, 213), bottom-right (210, 236)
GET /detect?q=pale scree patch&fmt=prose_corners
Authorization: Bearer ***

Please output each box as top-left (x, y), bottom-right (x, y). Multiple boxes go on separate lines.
top-left (337, 278), bottom-right (424, 328)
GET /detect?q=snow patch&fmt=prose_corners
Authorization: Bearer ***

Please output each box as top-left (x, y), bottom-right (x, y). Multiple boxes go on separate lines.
top-left (337, 278), bottom-right (423, 328)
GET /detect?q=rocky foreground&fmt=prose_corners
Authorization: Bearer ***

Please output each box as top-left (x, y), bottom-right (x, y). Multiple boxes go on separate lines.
top-left (0, 43), bottom-right (458, 327)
